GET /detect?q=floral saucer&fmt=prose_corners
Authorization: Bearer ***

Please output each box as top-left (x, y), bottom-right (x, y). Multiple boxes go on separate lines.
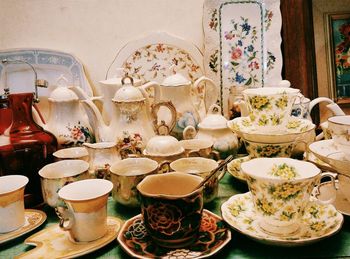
top-left (314, 181), bottom-right (350, 217)
top-left (228, 117), bottom-right (315, 143)
top-left (308, 140), bottom-right (350, 175)
top-left (227, 155), bottom-right (250, 182)
top-left (117, 209), bottom-right (231, 259)
top-left (221, 192), bottom-right (343, 246)
top-left (16, 216), bottom-right (122, 259)
top-left (0, 209), bottom-right (46, 245)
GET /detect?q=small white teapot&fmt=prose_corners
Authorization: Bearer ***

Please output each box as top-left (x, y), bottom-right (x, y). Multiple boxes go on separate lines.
top-left (183, 104), bottom-right (238, 159)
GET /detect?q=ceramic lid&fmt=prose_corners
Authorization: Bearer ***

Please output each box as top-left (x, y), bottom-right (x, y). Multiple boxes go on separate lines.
top-left (112, 85), bottom-right (145, 102)
top-left (161, 72), bottom-right (191, 87)
top-left (49, 86), bottom-right (79, 102)
top-left (199, 104), bottom-right (228, 129)
top-left (144, 135), bottom-right (184, 156)
top-left (99, 68), bottom-right (142, 87)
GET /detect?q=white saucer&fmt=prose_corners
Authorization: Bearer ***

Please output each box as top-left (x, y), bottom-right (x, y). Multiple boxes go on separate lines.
top-left (221, 192), bottom-right (343, 246)
top-left (308, 140), bottom-right (350, 175)
top-left (227, 156), bottom-right (250, 182)
top-left (228, 117), bottom-right (315, 143)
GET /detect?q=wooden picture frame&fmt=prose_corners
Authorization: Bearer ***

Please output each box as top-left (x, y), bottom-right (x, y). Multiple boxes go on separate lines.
top-left (325, 12), bottom-right (350, 104)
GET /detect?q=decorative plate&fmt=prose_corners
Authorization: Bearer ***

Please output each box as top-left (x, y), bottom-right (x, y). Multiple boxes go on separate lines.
top-left (0, 209), bottom-right (46, 245)
top-left (228, 117), bottom-right (315, 143)
top-left (117, 209), bottom-right (231, 259)
top-left (0, 48), bottom-right (93, 120)
top-left (314, 181), bottom-right (350, 217)
top-left (203, 0), bottom-right (283, 118)
top-left (221, 192), bottom-right (343, 246)
top-left (308, 140), bottom-right (350, 175)
top-left (227, 155), bottom-right (250, 182)
top-left (16, 216), bottom-right (122, 259)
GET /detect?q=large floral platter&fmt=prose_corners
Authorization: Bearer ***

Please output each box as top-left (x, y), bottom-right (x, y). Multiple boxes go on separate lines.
top-left (203, 0), bottom-right (283, 118)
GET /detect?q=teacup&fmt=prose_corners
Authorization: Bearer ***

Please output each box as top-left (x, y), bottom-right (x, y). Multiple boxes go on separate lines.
top-left (170, 157), bottom-right (220, 203)
top-left (0, 175), bottom-right (28, 233)
top-left (243, 139), bottom-right (296, 158)
top-left (109, 158), bottom-right (159, 207)
top-left (328, 115), bottom-right (350, 160)
top-left (137, 172), bottom-right (204, 248)
top-left (53, 147), bottom-right (89, 161)
top-left (241, 157), bottom-right (335, 236)
top-left (179, 139), bottom-right (220, 160)
top-left (39, 160), bottom-right (90, 208)
top-left (56, 179), bottom-right (113, 242)
top-left (243, 87), bottom-right (300, 133)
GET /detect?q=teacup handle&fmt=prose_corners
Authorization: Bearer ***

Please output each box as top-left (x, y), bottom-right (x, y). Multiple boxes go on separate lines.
top-left (314, 172), bottom-right (337, 205)
top-left (55, 206), bottom-right (74, 231)
top-left (158, 160), bottom-right (171, 174)
top-left (119, 146), bottom-right (142, 159)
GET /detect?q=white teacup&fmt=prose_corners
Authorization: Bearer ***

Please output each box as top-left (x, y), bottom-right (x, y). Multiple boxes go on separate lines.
top-left (110, 158), bottom-right (159, 207)
top-left (53, 147), bottom-right (89, 161)
top-left (328, 115), bottom-right (350, 160)
top-left (243, 87), bottom-right (300, 133)
top-left (170, 157), bottom-right (220, 203)
top-left (241, 157), bottom-right (335, 236)
top-left (39, 160), bottom-right (90, 208)
top-left (179, 139), bottom-right (220, 160)
top-left (56, 179), bottom-right (113, 242)
top-left (0, 175), bottom-right (28, 233)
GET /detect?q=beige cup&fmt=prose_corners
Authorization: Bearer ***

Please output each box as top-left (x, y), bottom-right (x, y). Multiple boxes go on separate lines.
top-left (170, 157), bottom-right (220, 203)
top-left (110, 158), bottom-right (158, 207)
top-left (241, 158), bottom-right (336, 236)
top-left (56, 179), bottom-right (113, 242)
top-left (0, 175), bottom-right (29, 233)
top-left (179, 139), bottom-right (220, 160)
top-left (328, 115), bottom-right (350, 160)
top-left (39, 160), bottom-right (90, 208)
top-left (53, 147), bottom-right (89, 161)
top-left (137, 172), bottom-right (204, 248)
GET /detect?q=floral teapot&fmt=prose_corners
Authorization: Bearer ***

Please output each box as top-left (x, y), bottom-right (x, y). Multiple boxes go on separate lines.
top-left (35, 81), bottom-right (94, 148)
top-left (158, 67), bottom-right (218, 139)
top-left (81, 76), bottom-right (176, 152)
top-left (183, 104), bottom-right (238, 159)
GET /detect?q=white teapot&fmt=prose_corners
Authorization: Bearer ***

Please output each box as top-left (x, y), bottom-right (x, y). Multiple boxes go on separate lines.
top-left (183, 104), bottom-right (238, 159)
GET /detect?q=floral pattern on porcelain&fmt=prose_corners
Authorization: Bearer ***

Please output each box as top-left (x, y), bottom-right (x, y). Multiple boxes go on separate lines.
top-left (123, 44), bottom-right (202, 85)
top-left (244, 141), bottom-right (294, 158)
top-left (116, 132), bottom-right (143, 156)
top-left (227, 156), bottom-right (251, 182)
top-left (269, 163), bottom-right (299, 180)
top-left (59, 122), bottom-right (94, 148)
top-left (221, 193), bottom-right (343, 246)
top-left (118, 210), bottom-right (231, 259)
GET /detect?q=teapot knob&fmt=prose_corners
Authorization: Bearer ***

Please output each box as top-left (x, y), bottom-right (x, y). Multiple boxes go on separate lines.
top-left (208, 104), bottom-right (222, 115)
top-left (121, 75), bottom-right (134, 86)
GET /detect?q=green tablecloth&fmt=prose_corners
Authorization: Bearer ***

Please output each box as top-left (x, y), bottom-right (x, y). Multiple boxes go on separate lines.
top-left (1, 173), bottom-right (350, 258)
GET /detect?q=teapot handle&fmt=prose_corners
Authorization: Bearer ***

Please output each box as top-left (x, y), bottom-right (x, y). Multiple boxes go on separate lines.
top-left (151, 101), bottom-right (177, 135)
top-left (193, 76), bottom-right (218, 114)
top-left (308, 97), bottom-right (334, 114)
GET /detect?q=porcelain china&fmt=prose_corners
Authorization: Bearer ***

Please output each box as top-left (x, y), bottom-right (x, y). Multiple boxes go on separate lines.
top-left (53, 147), bottom-right (89, 161)
top-left (227, 155), bottom-right (250, 182)
top-left (221, 192), bottom-right (343, 246)
top-left (117, 210), bottom-right (231, 259)
top-left (203, 0), bottom-right (283, 117)
top-left (328, 115), bottom-right (350, 160)
top-left (0, 210), bottom-right (46, 245)
top-left (16, 216), bottom-right (122, 259)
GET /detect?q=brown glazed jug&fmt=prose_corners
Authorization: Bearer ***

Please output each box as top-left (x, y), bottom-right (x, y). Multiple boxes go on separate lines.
top-left (0, 93), bottom-right (57, 207)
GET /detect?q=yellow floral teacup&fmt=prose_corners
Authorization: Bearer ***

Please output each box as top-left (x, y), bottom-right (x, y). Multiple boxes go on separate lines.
top-left (241, 157), bottom-right (336, 236)
top-left (243, 87), bottom-right (300, 133)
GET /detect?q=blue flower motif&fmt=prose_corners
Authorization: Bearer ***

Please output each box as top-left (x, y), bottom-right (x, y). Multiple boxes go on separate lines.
top-left (238, 40), bottom-right (243, 46)
top-left (235, 73), bottom-right (246, 84)
top-left (241, 22), bottom-right (251, 34)
top-left (177, 111), bottom-right (197, 129)
top-left (247, 45), bottom-right (254, 52)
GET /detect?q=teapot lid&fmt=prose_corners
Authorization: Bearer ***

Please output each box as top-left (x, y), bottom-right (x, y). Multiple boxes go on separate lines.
top-left (161, 65), bottom-right (190, 87)
top-left (198, 104), bottom-right (228, 129)
top-left (49, 86), bottom-right (79, 102)
top-left (112, 76), bottom-right (145, 102)
top-left (99, 68), bottom-right (142, 87)
top-left (144, 135), bottom-right (184, 156)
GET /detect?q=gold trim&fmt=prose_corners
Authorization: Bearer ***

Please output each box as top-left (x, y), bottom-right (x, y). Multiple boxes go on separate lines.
top-left (68, 194), bottom-right (109, 213)
top-left (0, 187), bottom-right (25, 207)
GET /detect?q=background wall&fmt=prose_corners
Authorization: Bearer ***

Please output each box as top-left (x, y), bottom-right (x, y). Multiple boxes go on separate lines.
top-left (0, 0), bottom-right (204, 92)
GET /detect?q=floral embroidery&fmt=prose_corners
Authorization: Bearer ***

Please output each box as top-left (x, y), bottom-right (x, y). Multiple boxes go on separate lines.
top-left (209, 9), bottom-right (218, 31)
top-left (209, 50), bottom-right (219, 73)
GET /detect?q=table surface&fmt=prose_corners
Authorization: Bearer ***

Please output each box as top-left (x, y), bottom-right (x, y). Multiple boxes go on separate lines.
top-left (1, 173), bottom-right (350, 259)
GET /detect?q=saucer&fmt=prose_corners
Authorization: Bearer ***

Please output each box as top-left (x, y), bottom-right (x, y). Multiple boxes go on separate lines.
top-left (308, 140), bottom-right (350, 175)
top-left (314, 181), bottom-right (350, 217)
top-left (117, 209), bottom-right (231, 259)
top-left (0, 209), bottom-right (46, 245)
top-left (304, 151), bottom-right (334, 172)
top-left (221, 192), bottom-right (343, 246)
top-left (16, 216), bottom-right (122, 259)
top-left (227, 155), bottom-right (250, 182)
top-left (228, 117), bottom-right (315, 143)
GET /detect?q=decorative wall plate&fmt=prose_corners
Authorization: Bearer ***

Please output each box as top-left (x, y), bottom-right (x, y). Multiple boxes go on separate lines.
top-left (203, 0), bottom-right (283, 118)
top-left (0, 48), bottom-right (94, 119)
top-left (16, 216), bottom-right (122, 259)
top-left (117, 209), bottom-right (231, 259)
top-left (221, 192), bottom-right (343, 246)
top-left (0, 209), bottom-right (46, 245)
top-left (107, 31), bottom-right (204, 84)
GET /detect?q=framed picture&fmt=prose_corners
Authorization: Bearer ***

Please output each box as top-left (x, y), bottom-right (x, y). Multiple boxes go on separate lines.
top-left (325, 12), bottom-right (350, 104)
